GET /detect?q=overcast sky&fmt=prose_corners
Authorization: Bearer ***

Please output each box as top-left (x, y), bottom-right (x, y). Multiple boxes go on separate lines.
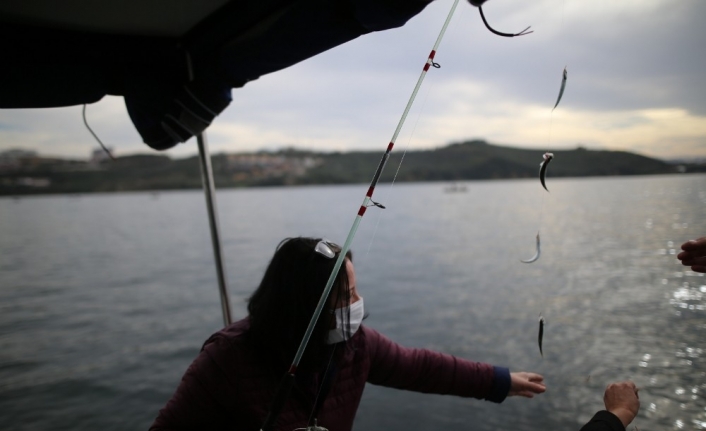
top-left (2, 0), bottom-right (705, 161)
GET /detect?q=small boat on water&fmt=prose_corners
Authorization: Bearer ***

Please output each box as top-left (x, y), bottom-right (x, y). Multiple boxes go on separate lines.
top-left (444, 183), bottom-right (467, 193)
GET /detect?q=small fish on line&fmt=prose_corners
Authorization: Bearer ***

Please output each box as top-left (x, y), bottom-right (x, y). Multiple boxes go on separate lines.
top-left (538, 314), bottom-right (545, 358)
top-left (539, 152), bottom-right (554, 192)
top-left (521, 232), bottom-right (541, 263)
top-left (553, 67), bottom-right (567, 111)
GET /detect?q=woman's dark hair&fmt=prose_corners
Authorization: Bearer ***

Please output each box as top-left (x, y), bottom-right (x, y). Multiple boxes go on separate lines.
top-left (247, 237), bottom-right (352, 369)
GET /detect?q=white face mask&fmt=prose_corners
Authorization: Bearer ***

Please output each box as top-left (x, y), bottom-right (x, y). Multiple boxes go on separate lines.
top-left (326, 298), bottom-right (364, 344)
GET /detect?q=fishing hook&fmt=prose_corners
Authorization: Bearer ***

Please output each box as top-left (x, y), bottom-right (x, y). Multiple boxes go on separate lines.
top-left (367, 199), bottom-right (386, 209)
top-left (478, 6), bottom-right (533, 38)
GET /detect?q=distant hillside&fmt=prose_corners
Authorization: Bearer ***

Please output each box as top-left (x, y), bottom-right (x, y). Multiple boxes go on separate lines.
top-left (1, 140), bottom-right (702, 195)
top-left (299, 140), bottom-right (681, 184)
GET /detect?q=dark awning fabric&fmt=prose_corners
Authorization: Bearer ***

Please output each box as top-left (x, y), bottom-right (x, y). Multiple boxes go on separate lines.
top-left (0, 0), bottom-right (434, 150)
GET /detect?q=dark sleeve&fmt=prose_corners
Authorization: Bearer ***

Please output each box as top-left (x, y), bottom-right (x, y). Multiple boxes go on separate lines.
top-left (149, 337), bottom-right (236, 431)
top-left (579, 411), bottom-right (626, 431)
top-left (364, 326), bottom-right (510, 403)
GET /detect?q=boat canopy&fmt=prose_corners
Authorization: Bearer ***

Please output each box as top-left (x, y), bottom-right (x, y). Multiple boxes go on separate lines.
top-left (0, 0), bottom-right (435, 150)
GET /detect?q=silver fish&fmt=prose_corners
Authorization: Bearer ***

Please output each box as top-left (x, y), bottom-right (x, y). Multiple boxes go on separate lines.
top-left (539, 152), bottom-right (554, 192)
top-left (553, 67), bottom-right (567, 111)
top-left (521, 232), bottom-right (541, 263)
top-left (538, 314), bottom-right (544, 358)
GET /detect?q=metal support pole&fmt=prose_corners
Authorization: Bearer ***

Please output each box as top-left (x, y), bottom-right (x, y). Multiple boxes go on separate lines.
top-left (196, 131), bottom-right (233, 327)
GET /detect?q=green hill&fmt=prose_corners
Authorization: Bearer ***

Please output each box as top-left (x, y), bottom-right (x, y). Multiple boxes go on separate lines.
top-left (1, 140), bottom-right (700, 195)
top-left (298, 140), bottom-right (680, 184)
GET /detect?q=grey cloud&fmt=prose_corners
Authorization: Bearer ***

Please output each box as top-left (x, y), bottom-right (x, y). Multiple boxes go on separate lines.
top-left (439, 0), bottom-right (706, 115)
top-left (3, 0), bottom-right (705, 159)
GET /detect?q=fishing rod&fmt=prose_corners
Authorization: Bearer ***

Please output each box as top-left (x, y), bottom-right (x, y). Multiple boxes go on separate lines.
top-left (260, 1), bottom-right (462, 429)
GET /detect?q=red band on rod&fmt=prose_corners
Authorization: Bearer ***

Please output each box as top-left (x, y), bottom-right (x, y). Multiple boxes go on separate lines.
top-left (366, 186), bottom-right (375, 197)
top-left (358, 206), bottom-right (367, 216)
top-left (423, 50), bottom-right (437, 71)
top-left (288, 365), bottom-right (297, 374)
top-left (386, 142), bottom-right (394, 152)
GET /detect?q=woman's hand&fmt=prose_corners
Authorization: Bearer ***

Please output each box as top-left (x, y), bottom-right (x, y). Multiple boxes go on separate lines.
top-left (508, 372), bottom-right (546, 398)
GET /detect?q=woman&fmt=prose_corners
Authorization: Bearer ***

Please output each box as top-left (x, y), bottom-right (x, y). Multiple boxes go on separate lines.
top-left (150, 237), bottom-right (546, 431)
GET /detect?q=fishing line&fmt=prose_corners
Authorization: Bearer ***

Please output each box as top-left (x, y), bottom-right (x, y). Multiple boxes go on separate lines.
top-left (528, 1), bottom-right (574, 377)
top-left (525, 0), bottom-right (571, 265)
top-left (260, 2), bottom-right (462, 430)
top-left (82, 104), bottom-right (115, 161)
top-left (362, 81), bottom-right (436, 265)
top-left (361, 1), bottom-right (466, 265)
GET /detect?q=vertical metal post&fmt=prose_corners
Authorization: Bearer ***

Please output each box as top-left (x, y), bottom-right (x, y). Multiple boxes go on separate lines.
top-left (196, 131), bottom-right (233, 326)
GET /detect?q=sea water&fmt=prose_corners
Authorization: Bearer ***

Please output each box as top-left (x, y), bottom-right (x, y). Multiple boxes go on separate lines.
top-left (1, 174), bottom-right (705, 431)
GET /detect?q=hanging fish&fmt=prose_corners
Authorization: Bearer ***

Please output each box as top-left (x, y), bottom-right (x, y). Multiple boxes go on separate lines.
top-left (538, 314), bottom-right (545, 358)
top-left (539, 152), bottom-right (554, 192)
top-left (521, 232), bottom-right (541, 263)
top-left (552, 67), bottom-right (567, 111)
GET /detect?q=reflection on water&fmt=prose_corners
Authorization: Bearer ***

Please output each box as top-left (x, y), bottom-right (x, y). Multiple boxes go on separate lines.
top-left (671, 283), bottom-right (706, 312)
top-left (1, 174), bottom-right (705, 431)
top-left (351, 174), bottom-right (706, 431)
top-left (650, 255), bottom-right (706, 430)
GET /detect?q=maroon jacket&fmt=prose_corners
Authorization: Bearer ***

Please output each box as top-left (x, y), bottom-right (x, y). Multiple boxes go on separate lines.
top-left (150, 318), bottom-right (511, 431)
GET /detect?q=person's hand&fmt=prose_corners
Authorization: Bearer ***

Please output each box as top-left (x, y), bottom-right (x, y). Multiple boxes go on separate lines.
top-left (603, 381), bottom-right (640, 428)
top-left (508, 372), bottom-right (545, 398)
top-left (677, 237), bottom-right (706, 273)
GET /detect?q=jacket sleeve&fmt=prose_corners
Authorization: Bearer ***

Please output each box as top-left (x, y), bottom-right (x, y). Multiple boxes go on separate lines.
top-left (364, 326), bottom-right (511, 403)
top-left (579, 411), bottom-right (626, 431)
top-left (149, 337), bottom-right (236, 431)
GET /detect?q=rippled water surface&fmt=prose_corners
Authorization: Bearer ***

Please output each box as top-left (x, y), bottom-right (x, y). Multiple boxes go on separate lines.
top-left (1, 174), bottom-right (705, 431)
